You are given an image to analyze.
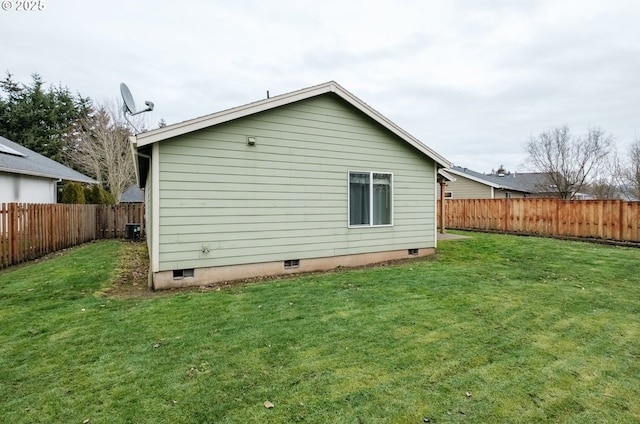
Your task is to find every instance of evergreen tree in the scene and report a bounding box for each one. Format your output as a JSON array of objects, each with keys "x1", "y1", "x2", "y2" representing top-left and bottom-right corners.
[
  {"x1": 60, "y1": 182, "x2": 86, "y2": 204},
  {"x1": 0, "y1": 72, "x2": 90, "y2": 163},
  {"x1": 84, "y1": 184, "x2": 116, "y2": 205}
]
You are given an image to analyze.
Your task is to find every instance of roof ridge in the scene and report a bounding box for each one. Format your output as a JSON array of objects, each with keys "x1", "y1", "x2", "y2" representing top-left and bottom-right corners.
[{"x1": 134, "y1": 81, "x2": 451, "y2": 168}]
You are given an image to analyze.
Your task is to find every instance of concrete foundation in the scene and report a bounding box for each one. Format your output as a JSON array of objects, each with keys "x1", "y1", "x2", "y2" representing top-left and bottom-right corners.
[{"x1": 152, "y1": 247, "x2": 436, "y2": 290}]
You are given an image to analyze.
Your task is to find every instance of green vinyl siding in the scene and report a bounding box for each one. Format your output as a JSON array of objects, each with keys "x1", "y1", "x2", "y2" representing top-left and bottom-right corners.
[
  {"x1": 445, "y1": 175, "x2": 529, "y2": 199},
  {"x1": 445, "y1": 175, "x2": 494, "y2": 199},
  {"x1": 494, "y1": 189, "x2": 527, "y2": 199},
  {"x1": 156, "y1": 93, "x2": 436, "y2": 271}
]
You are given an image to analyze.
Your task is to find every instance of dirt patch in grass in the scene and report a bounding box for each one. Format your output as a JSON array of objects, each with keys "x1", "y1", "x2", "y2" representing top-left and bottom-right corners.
[
  {"x1": 103, "y1": 241, "x2": 438, "y2": 298},
  {"x1": 103, "y1": 241, "x2": 153, "y2": 298}
]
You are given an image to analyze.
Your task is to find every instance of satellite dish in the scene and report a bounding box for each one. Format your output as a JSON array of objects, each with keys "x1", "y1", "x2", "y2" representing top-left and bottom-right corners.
[
  {"x1": 120, "y1": 82, "x2": 155, "y2": 133},
  {"x1": 120, "y1": 83, "x2": 137, "y2": 115}
]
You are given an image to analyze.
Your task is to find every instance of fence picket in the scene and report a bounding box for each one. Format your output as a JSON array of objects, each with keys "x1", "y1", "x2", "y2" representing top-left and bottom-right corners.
[
  {"x1": 0, "y1": 203, "x2": 145, "y2": 269},
  {"x1": 440, "y1": 198, "x2": 640, "y2": 243}
]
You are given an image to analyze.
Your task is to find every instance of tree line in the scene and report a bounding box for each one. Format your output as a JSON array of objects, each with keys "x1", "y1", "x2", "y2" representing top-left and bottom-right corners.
[
  {"x1": 525, "y1": 126, "x2": 640, "y2": 200},
  {"x1": 0, "y1": 72, "x2": 147, "y2": 204},
  {"x1": 2, "y1": 72, "x2": 639, "y2": 203}
]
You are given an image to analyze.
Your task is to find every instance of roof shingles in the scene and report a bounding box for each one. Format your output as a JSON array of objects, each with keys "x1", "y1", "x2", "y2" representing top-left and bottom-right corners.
[
  {"x1": 449, "y1": 166, "x2": 554, "y2": 194},
  {"x1": 0, "y1": 135, "x2": 96, "y2": 183}
]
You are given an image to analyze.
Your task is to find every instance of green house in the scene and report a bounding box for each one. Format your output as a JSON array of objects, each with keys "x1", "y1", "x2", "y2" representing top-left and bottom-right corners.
[{"x1": 132, "y1": 81, "x2": 451, "y2": 289}]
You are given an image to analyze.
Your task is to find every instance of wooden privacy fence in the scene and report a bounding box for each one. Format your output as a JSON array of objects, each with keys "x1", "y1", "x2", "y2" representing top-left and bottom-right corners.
[
  {"x1": 0, "y1": 203, "x2": 145, "y2": 269},
  {"x1": 440, "y1": 198, "x2": 640, "y2": 243}
]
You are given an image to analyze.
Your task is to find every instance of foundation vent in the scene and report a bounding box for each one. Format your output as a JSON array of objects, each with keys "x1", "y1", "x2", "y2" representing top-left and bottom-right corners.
[
  {"x1": 284, "y1": 259, "x2": 300, "y2": 269},
  {"x1": 173, "y1": 268, "x2": 195, "y2": 279}
]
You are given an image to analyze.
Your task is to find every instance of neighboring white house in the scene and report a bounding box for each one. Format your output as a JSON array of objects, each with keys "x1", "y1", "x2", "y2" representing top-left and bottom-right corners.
[
  {"x1": 132, "y1": 81, "x2": 451, "y2": 289},
  {"x1": 0, "y1": 135, "x2": 96, "y2": 204}
]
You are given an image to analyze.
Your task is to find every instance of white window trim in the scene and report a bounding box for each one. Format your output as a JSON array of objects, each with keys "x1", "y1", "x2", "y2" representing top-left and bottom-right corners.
[
  {"x1": 444, "y1": 191, "x2": 453, "y2": 199},
  {"x1": 347, "y1": 170, "x2": 394, "y2": 228}
]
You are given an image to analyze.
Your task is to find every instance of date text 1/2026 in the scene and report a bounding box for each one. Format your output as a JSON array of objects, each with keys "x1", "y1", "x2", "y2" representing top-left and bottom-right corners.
[{"x1": 1, "y1": 0, "x2": 46, "y2": 11}]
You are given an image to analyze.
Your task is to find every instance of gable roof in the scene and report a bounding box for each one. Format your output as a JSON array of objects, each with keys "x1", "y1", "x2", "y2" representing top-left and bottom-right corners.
[
  {"x1": 446, "y1": 166, "x2": 555, "y2": 194},
  {"x1": 0, "y1": 135, "x2": 96, "y2": 184},
  {"x1": 134, "y1": 81, "x2": 451, "y2": 168}
]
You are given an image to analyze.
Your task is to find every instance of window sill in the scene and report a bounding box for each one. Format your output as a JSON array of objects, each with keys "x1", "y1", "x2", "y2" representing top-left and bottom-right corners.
[{"x1": 348, "y1": 224, "x2": 394, "y2": 229}]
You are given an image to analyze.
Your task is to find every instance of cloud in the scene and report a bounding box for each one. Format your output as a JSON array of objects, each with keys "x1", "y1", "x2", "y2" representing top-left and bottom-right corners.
[{"x1": 1, "y1": 0, "x2": 639, "y2": 173}]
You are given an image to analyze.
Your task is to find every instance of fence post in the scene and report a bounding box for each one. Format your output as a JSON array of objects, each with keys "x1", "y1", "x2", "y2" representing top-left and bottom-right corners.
[
  {"x1": 618, "y1": 200, "x2": 624, "y2": 242},
  {"x1": 96, "y1": 205, "x2": 101, "y2": 240},
  {"x1": 504, "y1": 198, "x2": 509, "y2": 232},
  {"x1": 1, "y1": 203, "x2": 6, "y2": 268},
  {"x1": 9, "y1": 203, "x2": 18, "y2": 266}
]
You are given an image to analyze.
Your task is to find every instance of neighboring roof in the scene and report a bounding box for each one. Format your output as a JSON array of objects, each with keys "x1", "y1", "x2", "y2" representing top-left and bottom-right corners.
[
  {"x1": 134, "y1": 81, "x2": 451, "y2": 168},
  {"x1": 0, "y1": 135, "x2": 96, "y2": 183},
  {"x1": 120, "y1": 185, "x2": 144, "y2": 203},
  {"x1": 446, "y1": 166, "x2": 555, "y2": 194},
  {"x1": 438, "y1": 169, "x2": 456, "y2": 182}
]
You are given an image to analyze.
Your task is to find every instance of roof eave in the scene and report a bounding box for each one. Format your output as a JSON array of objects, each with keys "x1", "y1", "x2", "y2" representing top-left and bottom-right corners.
[
  {"x1": 130, "y1": 136, "x2": 142, "y2": 188},
  {"x1": 0, "y1": 166, "x2": 97, "y2": 184},
  {"x1": 135, "y1": 82, "x2": 339, "y2": 148},
  {"x1": 328, "y1": 83, "x2": 452, "y2": 168},
  {"x1": 134, "y1": 81, "x2": 452, "y2": 168},
  {"x1": 438, "y1": 169, "x2": 456, "y2": 182},
  {"x1": 445, "y1": 168, "x2": 504, "y2": 188}
]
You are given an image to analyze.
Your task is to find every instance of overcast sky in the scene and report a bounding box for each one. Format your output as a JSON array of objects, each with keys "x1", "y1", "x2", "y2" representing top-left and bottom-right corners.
[{"x1": 2, "y1": 0, "x2": 639, "y2": 173}]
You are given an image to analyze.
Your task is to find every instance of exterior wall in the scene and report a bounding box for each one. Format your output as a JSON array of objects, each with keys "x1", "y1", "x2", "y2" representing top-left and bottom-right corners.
[
  {"x1": 153, "y1": 247, "x2": 435, "y2": 289},
  {"x1": 493, "y1": 188, "x2": 527, "y2": 199},
  {"x1": 0, "y1": 172, "x2": 56, "y2": 204},
  {"x1": 444, "y1": 175, "x2": 493, "y2": 199},
  {"x1": 445, "y1": 175, "x2": 529, "y2": 199},
  {"x1": 153, "y1": 94, "x2": 436, "y2": 285}
]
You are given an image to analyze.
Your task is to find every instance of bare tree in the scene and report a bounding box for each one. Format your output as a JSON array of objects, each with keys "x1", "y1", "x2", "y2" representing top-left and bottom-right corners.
[
  {"x1": 588, "y1": 177, "x2": 619, "y2": 199},
  {"x1": 525, "y1": 125, "x2": 613, "y2": 199},
  {"x1": 68, "y1": 100, "x2": 139, "y2": 203},
  {"x1": 618, "y1": 138, "x2": 640, "y2": 200}
]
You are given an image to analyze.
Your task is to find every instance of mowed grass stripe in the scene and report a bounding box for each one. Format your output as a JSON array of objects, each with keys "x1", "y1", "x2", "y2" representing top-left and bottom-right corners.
[{"x1": 0, "y1": 233, "x2": 638, "y2": 423}]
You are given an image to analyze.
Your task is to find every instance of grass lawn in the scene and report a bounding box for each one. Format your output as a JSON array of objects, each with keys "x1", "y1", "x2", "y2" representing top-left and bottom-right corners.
[{"x1": 1, "y1": 233, "x2": 639, "y2": 423}]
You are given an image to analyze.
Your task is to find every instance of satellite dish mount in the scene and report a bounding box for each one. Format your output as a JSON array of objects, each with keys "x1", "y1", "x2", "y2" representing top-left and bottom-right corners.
[{"x1": 120, "y1": 82, "x2": 154, "y2": 133}]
